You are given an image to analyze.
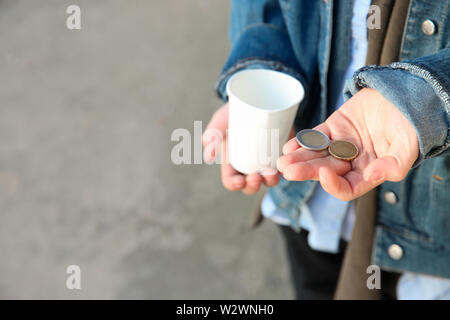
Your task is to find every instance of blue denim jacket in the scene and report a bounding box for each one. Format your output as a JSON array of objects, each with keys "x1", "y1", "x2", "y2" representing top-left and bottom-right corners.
[{"x1": 216, "y1": 0, "x2": 450, "y2": 278}]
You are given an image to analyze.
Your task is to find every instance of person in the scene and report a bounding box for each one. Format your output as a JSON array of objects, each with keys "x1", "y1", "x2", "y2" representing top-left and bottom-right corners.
[{"x1": 203, "y1": 0, "x2": 449, "y2": 299}]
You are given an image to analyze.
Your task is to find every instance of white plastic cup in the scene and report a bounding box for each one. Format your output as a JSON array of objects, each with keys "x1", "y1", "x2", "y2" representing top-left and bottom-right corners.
[{"x1": 226, "y1": 69, "x2": 304, "y2": 174}]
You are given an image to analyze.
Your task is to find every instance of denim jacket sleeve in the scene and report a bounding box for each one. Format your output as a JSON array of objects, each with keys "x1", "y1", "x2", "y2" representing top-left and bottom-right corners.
[
  {"x1": 215, "y1": 0, "x2": 307, "y2": 101},
  {"x1": 344, "y1": 48, "x2": 450, "y2": 166}
]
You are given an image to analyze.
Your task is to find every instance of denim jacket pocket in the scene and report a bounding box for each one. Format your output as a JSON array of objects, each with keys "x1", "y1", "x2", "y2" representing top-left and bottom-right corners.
[
  {"x1": 407, "y1": 155, "x2": 450, "y2": 244},
  {"x1": 427, "y1": 154, "x2": 450, "y2": 244}
]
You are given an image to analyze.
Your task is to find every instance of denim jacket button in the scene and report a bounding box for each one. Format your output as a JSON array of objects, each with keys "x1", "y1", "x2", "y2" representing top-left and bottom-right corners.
[
  {"x1": 384, "y1": 191, "x2": 398, "y2": 205},
  {"x1": 422, "y1": 19, "x2": 436, "y2": 36},
  {"x1": 280, "y1": 202, "x2": 287, "y2": 208},
  {"x1": 388, "y1": 244, "x2": 403, "y2": 260}
]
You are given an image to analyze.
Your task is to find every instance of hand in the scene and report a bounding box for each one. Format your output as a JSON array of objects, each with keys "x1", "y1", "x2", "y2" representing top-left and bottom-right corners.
[
  {"x1": 277, "y1": 88, "x2": 419, "y2": 201},
  {"x1": 202, "y1": 103, "x2": 281, "y2": 195}
]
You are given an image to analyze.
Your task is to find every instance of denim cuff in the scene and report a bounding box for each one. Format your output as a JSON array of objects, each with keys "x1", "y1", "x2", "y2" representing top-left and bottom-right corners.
[
  {"x1": 215, "y1": 23, "x2": 307, "y2": 101},
  {"x1": 344, "y1": 63, "x2": 449, "y2": 167}
]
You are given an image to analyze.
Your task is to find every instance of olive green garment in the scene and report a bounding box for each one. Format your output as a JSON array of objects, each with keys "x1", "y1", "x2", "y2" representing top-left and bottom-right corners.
[{"x1": 334, "y1": 0, "x2": 410, "y2": 300}]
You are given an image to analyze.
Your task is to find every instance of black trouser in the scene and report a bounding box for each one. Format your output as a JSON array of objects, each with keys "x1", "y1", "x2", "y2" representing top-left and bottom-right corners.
[
  {"x1": 279, "y1": 225, "x2": 399, "y2": 300},
  {"x1": 279, "y1": 225, "x2": 346, "y2": 299}
]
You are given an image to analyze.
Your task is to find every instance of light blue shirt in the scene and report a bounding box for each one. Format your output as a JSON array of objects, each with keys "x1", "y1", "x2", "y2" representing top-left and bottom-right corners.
[{"x1": 262, "y1": 0, "x2": 450, "y2": 300}]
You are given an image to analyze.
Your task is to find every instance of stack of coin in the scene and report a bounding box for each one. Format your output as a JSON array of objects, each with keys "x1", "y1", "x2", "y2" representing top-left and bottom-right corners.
[{"x1": 295, "y1": 129, "x2": 359, "y2": 161}]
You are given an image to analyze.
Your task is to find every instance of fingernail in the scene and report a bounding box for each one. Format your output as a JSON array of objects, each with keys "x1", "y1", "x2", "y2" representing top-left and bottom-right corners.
[{"x1": 369, "y1": 171, "x2": 384, "y2": 182}]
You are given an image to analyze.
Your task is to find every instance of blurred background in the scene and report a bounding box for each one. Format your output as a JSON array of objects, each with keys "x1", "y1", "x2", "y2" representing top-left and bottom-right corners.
[{"x1": 0, "y1": 0, "x2": 291, "y2": 299}]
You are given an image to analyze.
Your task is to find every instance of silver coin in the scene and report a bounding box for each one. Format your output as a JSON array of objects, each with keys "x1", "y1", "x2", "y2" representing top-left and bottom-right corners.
[{"x1": 295, "y1": 129, "x2": 330, "y2": 151}]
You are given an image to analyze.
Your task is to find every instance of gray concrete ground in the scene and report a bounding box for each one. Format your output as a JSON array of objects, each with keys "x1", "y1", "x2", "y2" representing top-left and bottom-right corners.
[{"x1": 0, "y1": 0, "x2": 291, "y2": 299}]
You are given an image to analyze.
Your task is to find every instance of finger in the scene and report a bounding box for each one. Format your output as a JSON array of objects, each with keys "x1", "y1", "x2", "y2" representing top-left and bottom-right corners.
[
  {"x1": 202, "y1": 104, "x2": 228, "y2": 146},
  {"x1": 282, "y1": 137, "x2": 301, "y2": 155},
  {"x1": 363, "y1": 156, "x2": 404, "y2": 182},
  {"x1": 282, "y1": 156, "x2": 351, "y2": 181},
  {"x1": 242, "y1": 173, "x2": 262, "y2": 195},
  {"x1": 202, "y1": 129, "x2": 222, "y2": 160},
  {"x1": 221, "y1": 163, "x2": 246, "y2": 191},
  {"x1": 202, "y1": 104, "x2": 229, "y2": 161},
  {"x1": 261, "y1": 170, "x2": 279, "y2": 187},
  {"x1": 321, "y1": 167, "x2": 386, "y2": 201},
  {"x1": 318, "y1": 167, "x2": 354, "y2": 201},
  {"x1": 277, "y1": 148, "x2": 328, "y2": 172},
  {"x1": 203, "y1": 126, "x2": 224, "y2": 162},
  {"x1": 220, "y1": 134, "x2": 246, "y2": 191},
  {"x1": 203, "y1": 139, "x2": 221, "y2": 163}
]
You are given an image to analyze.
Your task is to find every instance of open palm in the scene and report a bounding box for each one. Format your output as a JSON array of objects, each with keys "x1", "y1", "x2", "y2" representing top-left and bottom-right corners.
[{"x1": 277, "y1": 88, "x2": 419, "y2": 201}]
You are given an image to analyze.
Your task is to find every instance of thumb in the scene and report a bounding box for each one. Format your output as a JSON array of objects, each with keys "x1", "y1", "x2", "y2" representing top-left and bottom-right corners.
[
  {"x1": 202, "y1": 104, "x2": 229, "y2": 162},
  {"x1": 202, "y1": 104, "x2": 228, "y2": 146},
  {"x1": 363, "y1": 156, "x2": 405, "y2": 183}
]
